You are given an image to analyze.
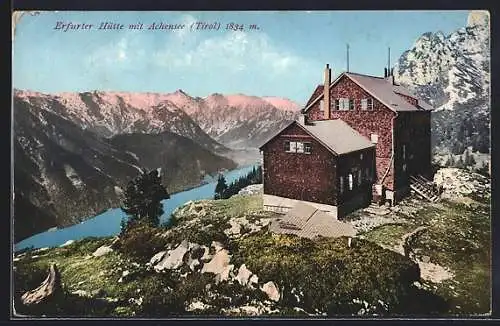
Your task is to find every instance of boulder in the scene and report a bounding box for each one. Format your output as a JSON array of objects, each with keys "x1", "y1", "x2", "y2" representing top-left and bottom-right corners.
[
  {"x1": 92, "y1": 245, "x2": 113, "y2": 257},
  {"x1": 71, "y1": 289, "x2": 89, "y2": 297},
  {"x1": 201, "y1": 249, "x2": 232, "y2": 283},
  {"x1": 187, "y1": 257, "x2": 201, "y2": 271},
  {"x1": 154, "y1": 241, "x2": 190, "y2": 272},
  {"x1": 249, "y1": 274, "x2": 259, "y2": 287},
  {"x1": 261, "y1": 281, "x2": 280, "y2": 302},
  {"x1": 235, "y1": 264, "x2": 253, "y2": 286},
  {"x1": 200, "y1": 246, "x2": 212, "y2": 262},
  {"x1": 21, "y1": 264, "x2": 62, "y2": 306},
  {"x1": 215, "y1": 264, "x2": 234, "y2": 284},
  {"x1": 211, "y1": 241, "x2": 224, "y2": 253},
  {"x1": 149, "y1": 251, "x2": 167, "y2": 266}
]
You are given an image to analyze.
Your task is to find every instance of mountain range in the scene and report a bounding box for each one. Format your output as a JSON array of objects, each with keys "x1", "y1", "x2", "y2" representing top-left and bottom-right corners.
[
  {"x1": 394, "y1": 10, "x2": 490, "y2": 154},
  {"x1": 13, "y1": 90, "x2": 299, "y2": 241}
]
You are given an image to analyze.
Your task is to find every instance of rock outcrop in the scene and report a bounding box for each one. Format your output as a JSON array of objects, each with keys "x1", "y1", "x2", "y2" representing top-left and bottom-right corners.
[
  {"x1": 21, "y1": 264, "x2": 62, "y2": 306},
  {"x1": 261, "y1": 281, "x2": 280, "y2": 302},
  {"x1": 92, "y1": 245, "x2": 114, "y2": 257}
]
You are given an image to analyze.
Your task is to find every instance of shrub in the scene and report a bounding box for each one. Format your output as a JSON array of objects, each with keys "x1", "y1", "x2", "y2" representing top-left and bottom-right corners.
[{"x1": 116, "y1": 222, "x2": 168, "y2": 263}]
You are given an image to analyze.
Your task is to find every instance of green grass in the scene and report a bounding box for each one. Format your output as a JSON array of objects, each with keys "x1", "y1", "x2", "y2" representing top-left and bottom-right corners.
[
  {"x1": 363, "y1": 223, "x2": 415, "y2": 247},
  {"x1": 361, "y1": 196, "x2": 491, "y2": 316}
]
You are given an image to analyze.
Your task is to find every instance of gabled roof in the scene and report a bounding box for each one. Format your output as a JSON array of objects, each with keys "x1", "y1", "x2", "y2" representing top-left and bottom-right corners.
[
  {"x1": 259, "y1": 119, "x2": 375, "y2": 156},
  {"x1": 303, "y1": 72, "x2": 434, "y2": 113},
  {"x1": 305, "y1": 85, "x2": 324, "y2": 107}
]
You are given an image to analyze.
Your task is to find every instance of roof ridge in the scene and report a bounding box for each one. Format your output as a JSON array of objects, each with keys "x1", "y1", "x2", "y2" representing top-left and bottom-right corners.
[{"x1": 345, "y1": 71, "x2": 386, "y2": 80}]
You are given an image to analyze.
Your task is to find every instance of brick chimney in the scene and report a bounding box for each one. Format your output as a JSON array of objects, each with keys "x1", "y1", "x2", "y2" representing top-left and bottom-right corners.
[{"x1": 323, "y1": 64, "x2": 331, "y2": 120}]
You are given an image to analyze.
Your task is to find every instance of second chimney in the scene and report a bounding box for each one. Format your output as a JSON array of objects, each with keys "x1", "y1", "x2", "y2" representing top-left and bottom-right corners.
[{"x1": 323, "y1": 64, "x2": 331, "y2": 120}]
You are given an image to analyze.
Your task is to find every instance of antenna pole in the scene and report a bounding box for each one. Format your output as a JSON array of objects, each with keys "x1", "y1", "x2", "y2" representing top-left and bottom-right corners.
[
  {"x1": 388, "y1": 47, "x2": 391, "y2": 74},
  {"x1": 346, "y1": 43, "x2": 350, "y2": 72}
]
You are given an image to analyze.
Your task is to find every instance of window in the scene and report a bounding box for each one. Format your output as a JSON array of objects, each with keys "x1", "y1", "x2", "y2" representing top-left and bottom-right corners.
[
  {"x1": 361, "y1": 98, "x2": 374, "y2": 110},
  {"x1": 370, "y1": 133, "x2": 379, "y2": 144},
  {"x1": 357, "y1": 169, "x2": 362, "y2": 186},
  {"x1": 365, "y1": 167, "x2": 371, "y2": 181},
  {"x1": 304, "y1": 142, "x2": 312, "y2": 154},
  {"x1": 320, "y1": 99, "x2": 324, "y2": 112},
  {"x1": 348, "y1": 174, "x2": 353, "y2": 190},
  {"x1": 335, "y1": 99, "x2": 340, "y2": 110},
  {"x1": 285, "y1": 141, "x2": 311, "y2": 154},
  {"x1": 339, "y1": 176, "x2": 344, "y2": 194},
  {"x1": 368, "y1": 98, "x2": 374, "y2": 110},
  {"x1": 360, "y1": 153, "x2": 364, "y2": 160},
  {"x1": 284, "y1": 141, "x2": 290, "y2": 152},
  {"x1": 338, "y1": 98, "x2": 350, "y2": 111},
  {"x1": 361, "y1": 99, "x2": 368, "y2": 110},
  {"x1": 349, "y1": 99, "x2": 355, "y2": 110},
  {"x1": 296, "y1": 142, "x2": 304, "y2": 153}
]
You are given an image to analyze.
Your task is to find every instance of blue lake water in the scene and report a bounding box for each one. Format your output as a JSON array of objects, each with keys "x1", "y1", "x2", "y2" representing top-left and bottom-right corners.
[{"x1": 14, "y1": 165, "x2": 258, "y2": 252}]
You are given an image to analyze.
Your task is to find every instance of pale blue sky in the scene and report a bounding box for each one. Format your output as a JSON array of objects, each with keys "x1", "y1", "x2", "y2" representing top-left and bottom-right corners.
[{"x1": 13, "y1": 11, "x2": 470, "y2": 104}]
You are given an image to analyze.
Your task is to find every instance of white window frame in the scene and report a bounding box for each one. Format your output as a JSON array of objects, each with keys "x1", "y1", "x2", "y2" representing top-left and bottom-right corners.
[
  {"x1": 361, "y1": 99, "x2": 368, "y2": 110},
  {"x1": 348, "y1": 173, "x2": 353, "y2": 190},
  {"x1": 371, "y1": 133, "x2": 379, "y2": 144},
  {"x1": 338, "y1": 98, "x2": 350, "y2": 111},
  {"x1": 296, "y1": 142, "x2": 304, "y2": 153}
]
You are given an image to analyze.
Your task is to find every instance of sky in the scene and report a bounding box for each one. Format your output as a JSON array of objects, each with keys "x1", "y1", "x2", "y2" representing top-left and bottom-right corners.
[{"x1": 13, "y1": 11, "x2": 470, "y2": 104}]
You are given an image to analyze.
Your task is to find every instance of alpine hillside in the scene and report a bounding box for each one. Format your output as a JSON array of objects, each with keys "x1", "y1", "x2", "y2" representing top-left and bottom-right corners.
[
  {"x1": 394, "y1": 11, "x2": 490, "y2": 155},
  {"x1": 13, "y1": 96, "x2": 236, "y2": 242}
]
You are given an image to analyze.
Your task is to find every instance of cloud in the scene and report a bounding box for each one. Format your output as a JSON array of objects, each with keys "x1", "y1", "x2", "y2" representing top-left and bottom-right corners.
[
  {"x1": 86, "y1": 37, "x2": 130, "y2": 66},
  {"x1": 153, "y1": 30, "x2": 308, "y2": 76}
]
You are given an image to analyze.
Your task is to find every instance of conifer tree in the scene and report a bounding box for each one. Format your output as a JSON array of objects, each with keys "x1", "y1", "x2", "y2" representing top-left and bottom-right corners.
[
  {"x1": 121, "y1": 169, "x2": 170, "y2": 230},
  {"x1": 214, "y1": 174, "x2": 228, "y2": 200}
]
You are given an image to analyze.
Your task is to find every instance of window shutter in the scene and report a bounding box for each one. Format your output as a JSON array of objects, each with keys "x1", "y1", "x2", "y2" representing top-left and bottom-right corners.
[
  {"x1": 284, "y1": 141, "x2": 290, "y2": 152},
  {"x1": 304, "y1": 143, "x2": 312, "y2": 154}
]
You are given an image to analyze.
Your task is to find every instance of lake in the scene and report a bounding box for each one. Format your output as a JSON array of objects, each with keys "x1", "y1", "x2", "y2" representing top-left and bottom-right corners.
[{"x1": 14, "y1": 165, "x2": 258, "y2": 252}]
